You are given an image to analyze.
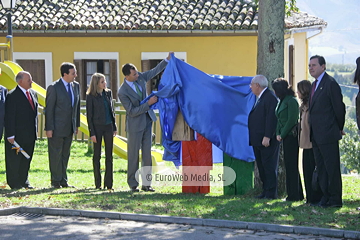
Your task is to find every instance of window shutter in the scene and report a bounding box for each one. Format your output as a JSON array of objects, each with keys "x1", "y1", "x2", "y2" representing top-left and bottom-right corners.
[
  {"x1": 141, "y1": 60, "x2": 152, "y2": 95},
  {"x1": 109, "y1": 59, "x2": 117, "y2": 100},
  {"x1": 74, "y1": 59, "x2": 85, "y2": 99},
  {"x1": 16, "y1": 60, "x2": 46, "y2": 88},
  {"x1": 289, "y1": 45, "x2": 294, "y2": 87}
]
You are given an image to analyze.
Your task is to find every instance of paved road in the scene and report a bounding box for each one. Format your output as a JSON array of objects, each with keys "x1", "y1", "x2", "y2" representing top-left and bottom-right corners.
[{"x1": 0, "y1": 213, "x2": 346, "y2": 240}]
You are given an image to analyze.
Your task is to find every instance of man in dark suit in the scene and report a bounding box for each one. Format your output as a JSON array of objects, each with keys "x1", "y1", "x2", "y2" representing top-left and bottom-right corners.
[
  {"x1": 45, "y1": 62, "x2": 80, "y2": 188},
  {"x1": 308, "y1": 55, "x2": 345, "y2": 208},
  {"x1": 248, "y1": 75, "x2": 279, "y2": 199},
  {"x1": 4, "y1": 71, "x2": 38, "y2": 189},
  {"x1": 0, "y1": 85, "x2": 7, "y2": 142},
  {"x1": 118, "y1": 52, "x2": 172, "y2": 192}
]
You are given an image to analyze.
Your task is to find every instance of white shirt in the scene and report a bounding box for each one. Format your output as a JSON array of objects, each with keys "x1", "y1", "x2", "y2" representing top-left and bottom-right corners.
[
  {"x1": 258, "y1": 87, "x2": 267, "y2": 99},
  {"x1": 125, "y1": 80, "x2": 142, "y2": 94},
  {"x1": 314, "y1": 71, "x2": 325, "y2": 91}
]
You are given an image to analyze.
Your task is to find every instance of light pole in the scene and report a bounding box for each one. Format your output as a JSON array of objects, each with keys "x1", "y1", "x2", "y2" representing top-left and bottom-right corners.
[{"x1": 1, "y1": 0, "x2": 15, "y2": 61}]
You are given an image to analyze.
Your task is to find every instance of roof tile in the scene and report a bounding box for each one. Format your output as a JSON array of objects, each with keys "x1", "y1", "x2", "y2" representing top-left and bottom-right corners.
[{"x1": 0, "y1": 0, "x2": 326, "y2": 32}]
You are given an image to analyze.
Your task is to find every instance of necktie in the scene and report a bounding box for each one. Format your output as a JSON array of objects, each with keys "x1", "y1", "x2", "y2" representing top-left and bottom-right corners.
[
  {"x1": 26, "y1": 91, "x2": 35, "y2": 110},
  {"x1": 67, "y1": 83, "x2": 73, "y2": 105},
  {"x1": 310, "y1": 79, "x2": 318, "y2": 100},
  {"x1": 134, "y1": 82, "x2": 142, "y2": 98},
  {"x1": 252, "y1": 97, "x2": 259, "y2": 109}
]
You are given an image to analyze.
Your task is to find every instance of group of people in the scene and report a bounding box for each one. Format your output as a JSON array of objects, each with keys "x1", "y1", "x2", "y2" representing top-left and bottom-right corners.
[
  {"x1": 1, "y1": 53, "x2": 357, "y2": 204},
  {"x1": 0, "y1": 63, "x2": 80, "y2": 190},
  {"x1": 248, "y1": 55, "x2": 348, "y2": 208},
  {"x1": 1, "y1": 52, "x2": 172, "y2": 192}
]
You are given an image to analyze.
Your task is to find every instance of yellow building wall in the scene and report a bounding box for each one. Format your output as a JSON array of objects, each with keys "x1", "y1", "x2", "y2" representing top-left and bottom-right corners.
[
  {"x1": 284, "y1": 32, "x2": 309, "y2": 94},
  {"x1": 11, "y1": 36, "x2": 258, "y2": 84}
]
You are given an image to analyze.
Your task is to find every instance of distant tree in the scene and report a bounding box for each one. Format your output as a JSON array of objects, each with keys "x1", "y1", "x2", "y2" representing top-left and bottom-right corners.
[
  {"x1": 339, "y1": 119, "x2": 360, "y2": 173},
  {"x1": 346, "y1": 106, "x2": 356, "y2": 121}
]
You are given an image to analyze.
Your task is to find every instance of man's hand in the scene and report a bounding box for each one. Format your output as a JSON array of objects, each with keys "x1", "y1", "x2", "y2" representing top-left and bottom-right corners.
[
  {"x1": 113, "y1": 131, "x2": 117, "y2": 137},
  {"x1": 75, "y1": 128, "x2": 78, "y2": 135},
  {"x1": 7, "y1": 138, "x2": 14, "y2": 145},
  {"x1": 276, "y1": 135, "x2": 282, "y2": 142},
  {"x1": 167, "y1": 52, "x2": 174, "y2": 60},
  {"x1": 341, "y1": 130, "x2": 346, "y2": 136},
  {"x1": 262, "y1": 137, "x2": 270, "y2": 147},
  {"x1": 91, "y1": 135, "x2": 97, "y2": 143},
  {"x1": 46, "y1": 130, "x2": 53, "y2": 138},
  {"x1": 148, "y1": 96, "x2": 158, "y2": 106}
]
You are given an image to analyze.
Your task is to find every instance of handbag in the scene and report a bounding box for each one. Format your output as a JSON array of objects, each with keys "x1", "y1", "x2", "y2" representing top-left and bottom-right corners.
[{"x1": 312, "y1": 167, "x2": 320, "y2": 192}]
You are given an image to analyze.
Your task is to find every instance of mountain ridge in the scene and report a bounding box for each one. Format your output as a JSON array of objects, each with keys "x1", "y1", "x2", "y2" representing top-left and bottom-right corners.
[{"x1": 296, "y1": 0, "x2": 360, "y2": 64}]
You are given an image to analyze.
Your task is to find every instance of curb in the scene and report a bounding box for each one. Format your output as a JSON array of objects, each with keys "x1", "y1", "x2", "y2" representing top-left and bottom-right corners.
[{"x1": 0, "y1": 207, "x2": 359, "y2": 239}]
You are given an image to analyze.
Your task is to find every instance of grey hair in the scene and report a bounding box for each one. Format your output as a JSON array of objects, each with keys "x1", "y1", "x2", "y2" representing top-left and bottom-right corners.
[
  {"x1": 252, "y1": 75, "x2": 268, "y2": 88},
  {"x1": 15, "y1": 71, "x2": 31, "y2": 83}
]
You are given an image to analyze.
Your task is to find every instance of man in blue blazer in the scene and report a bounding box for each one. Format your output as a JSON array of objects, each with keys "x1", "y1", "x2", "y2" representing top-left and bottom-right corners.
[
  {"x1": 45, "y1": 62, "x2": 80, "y2": 189},
  {"x1": 308, "y1": 55, "x2": 345, "y2": 208},
  {"x1": 118, "y1": 52, "x2": 172, "y2": 192},
  {"x1": 4, "y1": 71, "x2": 38, "y2": 189},
  {"x1": 248, "y1": 75, "x2": 279, "y2": 199}
]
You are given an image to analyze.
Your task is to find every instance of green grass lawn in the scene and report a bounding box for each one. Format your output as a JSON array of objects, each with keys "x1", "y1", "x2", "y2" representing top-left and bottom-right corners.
[{"x1": 0, "y1": 140, "x2": 359, "y2": 231}]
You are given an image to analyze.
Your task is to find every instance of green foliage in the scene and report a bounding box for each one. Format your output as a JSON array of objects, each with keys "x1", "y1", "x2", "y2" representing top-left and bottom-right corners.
[
  {"x1": 254, "y1": 0, "x2": 298, "y2": 16},
  {"x1": 346, "y1": 106, "x2": 357, "y2": 121},
  {"x1": 340, "y1": 119, "x2": 360, "y2": 173},
  {"x1": 327, "y1": 63, "x2": 356, "y2": 73},
  {"x1": 285, "y1": 0, "x2": 299, "y2": 16}
]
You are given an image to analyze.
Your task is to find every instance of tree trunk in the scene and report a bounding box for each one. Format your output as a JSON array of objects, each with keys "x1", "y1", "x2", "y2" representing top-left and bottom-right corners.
[{"x1": 255, "y1": 0, "x2": 286, "y2": 197}]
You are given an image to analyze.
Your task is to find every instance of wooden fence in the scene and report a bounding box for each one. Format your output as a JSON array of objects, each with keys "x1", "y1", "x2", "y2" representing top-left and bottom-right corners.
[{"x1": 37, "y1": 100, "x2": 163, "y2": 145}]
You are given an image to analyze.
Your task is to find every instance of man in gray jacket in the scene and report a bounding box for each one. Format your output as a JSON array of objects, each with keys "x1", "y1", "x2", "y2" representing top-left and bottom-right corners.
[
  {"x1": 118, "y1": 52, "x2": 172, "y2": 192},
  {"x1": 45, "y1": 62, "x2": 80, "y2": 188}
]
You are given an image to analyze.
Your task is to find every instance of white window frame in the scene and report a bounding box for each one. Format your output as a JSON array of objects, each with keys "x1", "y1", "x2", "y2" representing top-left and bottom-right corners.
[
  {"x1": 74, "y1": 52, "x2": 119, "y2": 82},
  {"x1": 141, "y1": 52, "x2": 187, "y2": 62}
]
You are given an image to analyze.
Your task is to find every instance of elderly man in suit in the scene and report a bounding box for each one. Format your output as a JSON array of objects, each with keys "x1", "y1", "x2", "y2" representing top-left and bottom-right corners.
[
  {"x1": 4, "y1": 71, "x2": 38, "y2": 189},
  {"x1": 45, "y1": 62, "x2": 80, "y2": 189},
  {"x1": 308, "y1": 55, "x2": 345, "y2": 208},
  {"x1": 118, "y1": 52, "x2": 173, "y2": 192},
  {"x1": 248, "y1": 75, "x2": 279, "y2": 199}
]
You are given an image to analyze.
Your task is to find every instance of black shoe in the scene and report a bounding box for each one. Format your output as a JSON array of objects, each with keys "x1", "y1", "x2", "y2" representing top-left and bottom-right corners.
[
  {"x1": 130, "y1": 187, "x2": 139, "y2": 192},
  {"x1": 264, "y1": 196, "x2": 277, "y2": 200},
  {"x1": 141, "y1": 186, "x2": 155, "y2": 192},
  {"x1": 255, "y1": 194, "x2": 265, "y2": 199},
  {"x1": 61, "y1": 183, "x2": 75, "y2": 188},
  {"x1": 96, "y1": 187, "x2": 102, "y2": 190},
  {"x1": 310, "y1": 202, "x2": 320, "y2": 207},
  {"x1": 52, "y1": 183, "x2": 62, "y2": 189},
  {"x1": 24, "y1": 185, "x2": 34, "y2": 189},
  {"x1": 323, "y1": 201, "x2": 343, "y2": 208}
]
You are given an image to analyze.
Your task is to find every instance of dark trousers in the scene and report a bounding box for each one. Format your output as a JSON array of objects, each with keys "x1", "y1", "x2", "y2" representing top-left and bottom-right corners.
[
  {"x1": 253, "y1": 141, "x2": 279, "y2": 199},
  {"x1": 302, "y1": 148, "x2": 323, "y2": 204},
  {"x1": 92, "y1": 123, "x2": 114, "y2": 189},
  {"x1": 127, "y1": 114, "x2": 153, "y2": 188},
  {"x1": 5, "y1": 140, "x2": 35, "y2": 189},
  {"x1": 312, "y1": 140, "x2": 342, "y2": 205},
  {"x1": 283, "y1": 134, "x2": 304, "y2": 201},
  {"x1": 48, "y1": 135, "x2": 73, "y2": 186}
]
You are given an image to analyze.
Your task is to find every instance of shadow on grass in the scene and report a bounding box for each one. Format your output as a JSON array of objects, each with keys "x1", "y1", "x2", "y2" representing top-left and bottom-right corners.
[
  {"x1": 0, "y1": 187, "x2": 64, "y2": 197},
  {"x1": 1, "y1": 186, "x2": 359, "y2": 231}
]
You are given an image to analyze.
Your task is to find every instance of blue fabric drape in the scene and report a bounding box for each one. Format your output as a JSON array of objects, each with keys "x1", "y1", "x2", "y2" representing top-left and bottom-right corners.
[{"x1": 143, "y1": 56, "x2": 256, "y2": 165}]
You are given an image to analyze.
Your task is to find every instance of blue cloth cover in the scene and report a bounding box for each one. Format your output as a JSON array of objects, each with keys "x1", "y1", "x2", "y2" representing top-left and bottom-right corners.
[{"x1": 141, "y1": 56, "x2": 256, "y2": 165}]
